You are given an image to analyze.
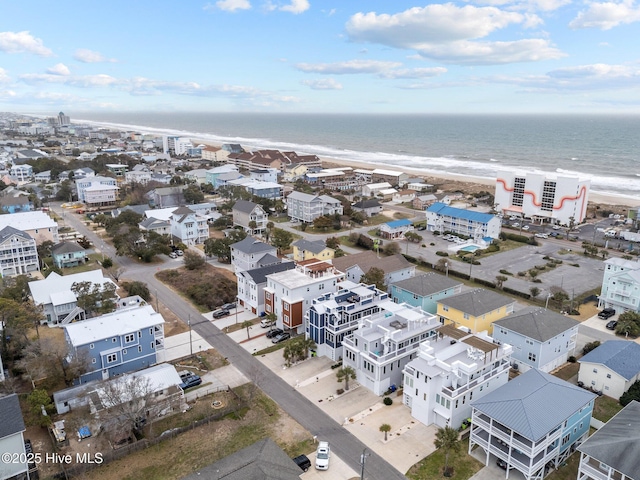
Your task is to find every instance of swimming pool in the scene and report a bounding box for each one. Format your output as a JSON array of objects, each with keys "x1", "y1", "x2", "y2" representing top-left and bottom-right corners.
[{"x1": 459, "y1": 245, "x2": 480, "y2": 252}]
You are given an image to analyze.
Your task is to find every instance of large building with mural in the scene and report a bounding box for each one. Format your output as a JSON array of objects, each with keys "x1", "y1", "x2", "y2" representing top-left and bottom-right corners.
[{"x1": 494, "y1": 171, "x2": 590, "y2": 225}]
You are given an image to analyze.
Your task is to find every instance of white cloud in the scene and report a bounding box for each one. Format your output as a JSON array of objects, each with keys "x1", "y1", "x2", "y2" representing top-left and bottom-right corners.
[
  {"x1": 73, "y1": 49, "x2": 116, "y2": 63},
  {"x1": 47, "y1": 63, "x2": 71, "y2": 76},
  {"x1": 205, "y1": 0, "x2": 251, "y2": 12},
  {"x1": 0, "y1": 89, "x2": 17, "y2": 98},
  {"x1": 467, "y1": 0, "x2": 571, "y2": 12},
  {"x1": 296, "y1": 59, "x2": 402, "y2": 74},
  {"x1": 569, "y1": 1, "x2": 640, "y2": 30},
  {"x1": 0, "y1": 31, "x2": 53, "y2": 56},
  {"x1": 0, "y1": 68, "x2": 10, "y2": 83},
  {"x1": 279, "y1": 0, "x2": 310, "y2": 14},
  {"x1": 20, "y1": 73, "x2": 119, "y2": 87},
  {"x1": 301, "y1": 78, "x2": 343, "y2": 89},
  {"x1": 379, "y1": 67, "x2": 447, "y2": 79},
  {"x1": 346, "y1": 5, "x2": 562, "y2": 65}
]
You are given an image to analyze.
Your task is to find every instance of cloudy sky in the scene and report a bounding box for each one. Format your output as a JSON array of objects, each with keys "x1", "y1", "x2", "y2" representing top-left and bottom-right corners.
[{"x1": 1, "y1": 0, "x2": 639, "y2": 114}]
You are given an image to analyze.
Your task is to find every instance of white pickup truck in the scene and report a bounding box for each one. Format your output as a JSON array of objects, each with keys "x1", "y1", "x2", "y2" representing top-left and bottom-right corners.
[{"x1": 315, "y1": 441, "x2": 330, "y2": 470}]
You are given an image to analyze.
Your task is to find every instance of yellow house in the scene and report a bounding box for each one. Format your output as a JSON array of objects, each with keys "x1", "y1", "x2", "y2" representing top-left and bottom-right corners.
[
  {"x1": 437, "y1": 288, "x2": 515, "y2": 333},
  {"x1": 292, "y1": 239, "x2": 335, "y2": 262}
]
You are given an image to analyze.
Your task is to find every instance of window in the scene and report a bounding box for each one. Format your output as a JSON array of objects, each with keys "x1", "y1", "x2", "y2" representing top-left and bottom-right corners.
[
  {"x1": 112, "y1": 337, "x2": 117, "y2": 343},
  {"x1": 528, "y1": 352, "x2": 537, "y2": 362},
  {"x1": 593, "y1": 368, "x2": 598, "y2": 373},
  {"x1": 106, "y1": 353, "x2": 117, "y2": 363},
  {"x1": 606, "y1": 374, "x2": 611, "y2": 379},
  {"x1": 151, "y1": 342, "x2": 154, "y2": 350},
  {"x1": 90, "y1": 343, "x2": 94, "y2": 349},
  {"x1": 125, "y1": 333, "x2": 135, "y2": 343},
  {"x1": 138, "y1": 331, "x2": 141, "y2": 338},
  {"x1": 138, "y1": 346, "x2": 142, "y2": 353},
  {"x1": 123, "y1": 349, "x2": 127, "y2": 355},
  {"x1": 92, "y1": 358, "x2": 96, "y2": 364}
]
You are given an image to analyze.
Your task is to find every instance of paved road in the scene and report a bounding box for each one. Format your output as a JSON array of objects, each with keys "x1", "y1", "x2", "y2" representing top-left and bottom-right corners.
[{"x1": 51, "y1": 204, "x2": 407, "y2": 480}]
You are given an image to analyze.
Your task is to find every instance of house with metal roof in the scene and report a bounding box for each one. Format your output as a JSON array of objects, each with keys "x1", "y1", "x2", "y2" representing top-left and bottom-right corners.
[
  {"x1": 578, "y1": 340, "x2": 640, "y2": 399},
  {"x1": 403, "y1": 324, "x2": 513, "y2": 430},
  {"x1": 76, "y1": 175, "x2": 118, "y2": 206},
  {"x1": 437, "y1": 288, "x2": 515, "y2": 334},
  {"x1": 292, "y1": 238, "x2": 334, "y2": 262},
  {"x1": 379, "y1": 218, "x2": 414, "y2": 239},
  {"x1": 0, "y1": 210, "x2": 58, "y2": 245},
  {"x1": 236, "y1": 260, "x2": 295, "y2": 315},
  {"x1": 232, "y1": 200, "x2": 268, "y2": 235},
  {"x1": 0, "y1": 394, "x2": 30, "y2": 480},
  {"x1": 577, "y1": 400, "x2": 640, "y2": 480},
  {"x1": 230, "y1": 236, "x2": 278, "y2": 273},
  {"x1": 492, "y1": 307, "x2": 579, "y2": 373},
  {"x1": 470, "y1": 369, "x2": 596, "y2": 479},
  {"x1": 0, "y1": 226, "x2": 39, "y2": 278},
  {"x1": 331, "y1": 251, "x2": 415, "y2": 289},
  {"x1": 390, "y1": 272, "x2": 463, "y2": 314},
  {"x1": 426, "y1": 202, "x2": 501, "y2": 240},
  {"x1": 64, "y1": 304, "x2": 165, "y2": 384},
  {"x1": 51, "y1": 241, "x2": 87, "y2": 269}
]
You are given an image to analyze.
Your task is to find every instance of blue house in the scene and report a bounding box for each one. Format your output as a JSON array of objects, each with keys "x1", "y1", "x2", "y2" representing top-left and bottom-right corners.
[
  {"x1": 390, "y1": 273, "x2": 463, "y2": 314},
  {"x1": 51, "y1": 241, "x2": 87, "y2": 268},
  {"x1": 379, "y1": 218, "x2": 414, "y2": 239},
  {"x1": 470, "y1": 369, "x2": 596, "y2": 478},
  {"x1": 64, "y1": 305, "x2": 165, "y2": 384}
]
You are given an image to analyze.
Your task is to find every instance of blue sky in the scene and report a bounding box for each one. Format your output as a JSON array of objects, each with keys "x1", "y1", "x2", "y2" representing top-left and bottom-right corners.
[{"x1": 1, "y1": 0, "x2": 639, "y2": 114}]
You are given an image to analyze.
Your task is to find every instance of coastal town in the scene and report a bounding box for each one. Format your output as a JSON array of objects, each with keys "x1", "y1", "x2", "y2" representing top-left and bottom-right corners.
[{"x1": 2, "y1": 111, "x2": 640, "y2": 480}]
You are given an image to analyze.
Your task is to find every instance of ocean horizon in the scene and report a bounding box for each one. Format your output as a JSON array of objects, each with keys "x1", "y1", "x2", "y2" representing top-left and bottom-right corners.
[{"x1": 70, "y1": 112, "x2": 640, "y2": 201}]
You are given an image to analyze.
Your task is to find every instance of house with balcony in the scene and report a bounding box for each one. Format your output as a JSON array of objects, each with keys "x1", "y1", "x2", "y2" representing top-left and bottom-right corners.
[
  {"x1": 437, "y1": 288, "x2": 515, "y2": 334},
  {"x1": 64, "y1": 304, "x2": 165, "y2": 384},
  {"x1": 236, "y1": 260, "x2": 295, "y2": 315},
  {"x1": 169, "y1": 206, "x2": 209, "y2": 245},
  {"x1": 147, "y1": 186, "x2": 186, "y2": 208},
  {"x1": 578, "y1": 340, "x2": 640, "y2": 399},
  {"x1": 577, "y1": 400, "x2": 640, "y2": 480},
  {"x1": 9, "y1": 163, "x2": 33, "y2": 183},
  {"x1": 390, "y1": 273, "x2": 463, "y2": 314},
  {"x1": 0, "y1": 226, "x2": 39, "y2": 277},
  {"x1": 28, "y1": 269, "x2": 118, "y2": 326},
  {"x1": 492, "y1": 307, "x2": 579, "y2": 373},
  {"x1": 0, "y1": 210, "x2": 58, "y2": 244},
  {"x1": 285, "y1": 191, "x2": 343, "y2": 223},
  {"x1": 352, "y1": 199, "x2": 383, "y2": 217},
  {"x1": 291, "y1": 239, "x2": 334, "y2": 262},
  {"x1": 76, "y1": 176, "x2": 118, "y2": 205},
  {"x1": 0, "y1": 394, "x2": 30, "y2": 480},
  {"x1": 125, "y1": 165, "x2": 152, "y2": 185},
  {"x1": 232, "y1": 200, "x2": 268, "y2": 235},
  {"x1": 426, "y1": 203, "x2": 501, "y2": 240},
  {"x1": 0, "y1": 194, "x2": 32, "y2": 214},
  {"x1": 469, "y1": 369, "x2": 595, "y2": 479},
  {"x1": 331, "y1": 251, "x2": 415, "y2": 289},
  {"x1": 306, "y1": 282, "x2": 392, "y2": 361},
  {"x1": 598, "y1": 257, "x2": 640, "y2": 314},
  {"x1": 403, "y1": 324, "x2": 513, "y2": 429},
  {"x1": 139, "y1": 217, "x2": 171, "y2": 236},
  {"x1": 342, "y1": 303, "x2": 441, "y2": 395},
  {"x1": 51, "y1": 241, "x2": 87, "y2": 269},
  {"x1": 230, "y1": 236, "x2": 279, "y2": 273},
  {"x1": 264, "y1": 260, "x2": 344, "y2": 334},
  {"x1": 379, "y1": 218, "x2": 414, "y2": 240},
  {"x1": 105, "y1": 163, "x2": 128, "y2": 178}
]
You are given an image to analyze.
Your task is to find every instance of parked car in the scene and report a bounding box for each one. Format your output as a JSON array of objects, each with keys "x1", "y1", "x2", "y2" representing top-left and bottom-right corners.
[
  {"x1": 598, "y1": 308, "x2": 616, "y2": 320},
  {"x1": 549, "y1": 232, "x2": 559, "y2": 237},
  {"x1": 179, "y1": 374, "x2": 202, "y2": 390},
  {"x1": 169, "y1": 252, "x2": 178, "y2": 259},
  {"x1": 221, "y1": 302, "x2": 236, "y2": 311},
  {"x1": 176, "y1": 249, "x2": 184, "y2": 256},
  {"x1": 521, "y1": 225, "x2": 530, "y2": 231},
  {"x1": 512, "y1": 222, "x2": 520, "y2": 227},
  {"x1": 292, "y1": 454, "x2": 311, "y2": 472},
  {"x1": 535, "y1": 233, "x2": 548, "y2": 239},
  {"x1": 272, "y1": 332, "x2": 291, "y2": 344},
  {"x1": 265, "y1": 328, "x2": 283, "y2": 339},
  {"x1": 212, "y1": 309, "x2": 230, "y2": 318},
  {"x1": 496, "y1": 459, "x2": 513, "y2": 470},
  {"x1": 315, "y1": 441, "x2": 330, "y2": 470},
  {"x1": 606, "y1": 320, "x2": 618, "y2": 330},
  {"x1": 260, "y1": 318, "x2": 275, "y2": 328}
]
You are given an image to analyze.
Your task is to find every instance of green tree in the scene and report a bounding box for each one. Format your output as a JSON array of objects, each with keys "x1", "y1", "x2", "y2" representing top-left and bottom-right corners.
[
  {"x1": 495, "y1": 275, "x2": 508, "y2": 289},
  {"x1": 384, "y1": 241, "x2": 401, "y2": 256},
  {"x1": 26, "y1": 389, "x2": 54, "y2": 427},
  {"x1": 529, "y1": 286, "x2": 540, "y2": 299},
  {"x1": 120, "y1": 281, "x2": 151, "y2": 301},
  {"x1": 183, "y1": 184, "x2": 205, "y2": 204},
  {"x1": 325, "y1": 237, "x2": 341, "y2": 249},
  {"x1": 71, "y1": 281, "x2": 117, "y2": 317},
  {"x1": 101, "y1": 257, "x2": 113, "y2": 269},
  {"x1": 313, "y1": 215, "x2": 333, "y2": 230},
  {"x1": 248, "y1": 220, "x2": 257, "y2": 232},
  {"x1": 620, "y1": 380, "x2": 640, "y2": 406},
  {"x1": 616, "y1": 311, "x2": 640, "y2": 337},
  {"x1": 271, "y1": 228, "x2": 293, "y2": 253},
  {"x1": 434, "y1": 426, "x2": 460, "y2": 477},
  {"x1": 336, "y1": 366, "x2": 356, "y2": 391},
  {"x1": 379, "y1": 423, "x2": 392, "y2": 441},
  {"x1": 241, "y1": 320, "x2": 253, "y2": 340},
  {"x1": 405, "y1": 231, "x2": 422, "y2": 243},
  {"x1": 183, "y1": 250, "x2": 206, "y2": 270},
  {"x1": 361, "y1": 267, "x2": 386, "y2": 291}
]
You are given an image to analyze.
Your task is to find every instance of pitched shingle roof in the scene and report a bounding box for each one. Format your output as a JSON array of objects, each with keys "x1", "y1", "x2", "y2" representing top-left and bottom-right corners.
[
  {"x1": 0, "y1": 225, "x2": 32, "y2": 242},
  {"x1": 292, "y1": 238, "x2": 327, "y2": 254},
  {"x1": 232, "y1": 199, "x2": 260, "y2": 215},
  {"x1": 391, "y1": 272, "x2": 462, "y2": 297},
  {"x1": 577, "y1": 400, "x2": 640, "y2": 479},
  {"x1": 0, "y1": 394, "x2": 26, "y2": 439},
  {"x1": 230, "y1": 236, "x2": 276, "y2": 255},
  {"x1": 438, "y1": 288, "x2": 513, "y2": 317},
  {"x1": 331, "y1": 251, "x2": 412, "y2": 276},
  {"x1": 471, "y1": 369, "x2": 596, "y2": 442},
  {"x1": 353, "y1": 199, "x2": 382, "y2": 209},
  {"x1": 241, "y1": 261, "x2": 295, "y2": 285},
  {"x1": 579, "y1": 341, "x2": 640, "y2": 380},
  {"x1": 51, "y1": 241, "x2": 85, "y2": 255},
  {"x1": 493, "y1": 307, "x2": 579, "y2": 342}
]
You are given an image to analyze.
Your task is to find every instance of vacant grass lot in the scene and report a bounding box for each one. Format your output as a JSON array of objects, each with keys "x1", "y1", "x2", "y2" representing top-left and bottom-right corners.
[{"x1": 406, "y1": 438, "x2": 483, "y2": 480}]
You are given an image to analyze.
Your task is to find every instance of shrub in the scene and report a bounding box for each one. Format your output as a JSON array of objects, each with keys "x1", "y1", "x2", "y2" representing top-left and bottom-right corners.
[
  {"x1": 517, "y1": 271, "x2": 526, "y2": 277},
  {"x1": 535, "y1": 265, "x2": 546, "y2": 270},
  {"x1": 499, "y1": 269, "x2": 512, "y2": 276},
  {"x1": 568, "y1": 356, "x2": 577, "y2": 363},
  {"x1": 532, "y1": 279, "x2": 542, "y2": 283},
  {"x1": 582, "y1": 341, "x2": 601, "y2": 355},
  {"x1": 101, "y1": 257, "x2": 113, "y2": 269},
  {"x1": 336, "y1": 389, "x2": 344, "y2": 395},
  {"x1": 570, "y1": 263, "x2": 580, "y2": 267},
  {"x1": 475, "y1": 278, "x2": 496, "y2": 289},
  {"x1": 486, "y1": 244, "x2": 500, "y2": 252},
  {"x1": 436, "y1": 251, "x2": 449, "y2": 257},
  {"x1": 383, "y1": 397, "x2": 393, "y2": 406},
  {"x1": 503, "y1": 286, "x2": 531, "y2": 299}
]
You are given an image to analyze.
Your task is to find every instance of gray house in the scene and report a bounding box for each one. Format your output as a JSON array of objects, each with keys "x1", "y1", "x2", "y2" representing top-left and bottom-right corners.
[
  {"x1": 492, "y1": 307, "x2": 579, "y2": 373},
  {"x1": 352, "y1": 199, "x2": 383, "y2": 217},
  {"x1": 230, "y1": 236, "x2": 278, "y2": 272},
  {"x1": 390, "y1": 273, "x2": 463, "y2": 314},
  {"x1": 0, "y1": 394, "x2": 29, "y2": 480},
  {"x1": 232, "y1": 200, "x2": 268, "y2": 235},
  {"x1": 331, "y1": 251, "x2": 415, "y2": 289}
]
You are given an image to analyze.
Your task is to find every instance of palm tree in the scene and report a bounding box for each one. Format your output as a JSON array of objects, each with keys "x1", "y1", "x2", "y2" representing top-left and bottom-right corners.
[
  {"x1": 241, "y1": 320, "x2": 253, "y2": 340},
  {"x1": 434, "y1": 426, "x2": 460, "y2": 477},
  {"x1": 336, "y1": 366, "x2": 356, "y2": 391},
  {"x1": 379, "y1": 423, "x2": 391, "y2": 441},
  {"x1": 298, "y1": 336, "x2": 317, "y2": 358}
]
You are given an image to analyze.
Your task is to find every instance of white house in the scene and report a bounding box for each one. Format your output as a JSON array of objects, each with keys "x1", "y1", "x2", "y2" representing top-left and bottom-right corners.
[
  {"x1": 286, "y1": 191, "x2": 343, "y2": 223},
  {"x1": 76, "y1": 176, "x2": 119, "y2": 207},
  {"x1": 403, "y1": 324, "x2": 513, "y2": 429},
  {"x1": 494, "y1": 171, "x2": 590, "y2": 225},
  {"x1": 362, "y1": 182, "x2": 392, "y2": 197},
  {"x1": 236, "y1": 261, "x2": 295, "y2": 315},
  {"x1": 426, "y1": 203, "x2": 501, "y2": 240},
  {"x1": 169, "y1": 206, "x2": 209, "y2": 245},
  {"x1": 9, "y1": 164, "x2": 33, "y2": 183},
  {"x1": 0, "y1": 210, "x2": 59, "y2": 245},
  {"x1": 0, "y1": 226, "x2": 39, "y2": 277},
  {"x1": 578, "y1": 340, "x2": 640, "y2": 399},
  {"x1": 230, "y1": 236, "x2": 279, "y2": 273},
  {"x1": 598, "y1": 257, "x2": 640, "y2": 314}
]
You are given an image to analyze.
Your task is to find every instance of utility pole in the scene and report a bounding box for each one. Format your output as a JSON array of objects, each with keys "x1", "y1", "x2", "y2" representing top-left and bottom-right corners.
[
  {"x1": 188, "y1": 314, "x2": 193, "y2": 356},
  {"x1": 360, "y1": 448, "x2": 369, "y2": 480},
  {"x1": 155, "y1": 289, "x2": 159, "y2": 312}
]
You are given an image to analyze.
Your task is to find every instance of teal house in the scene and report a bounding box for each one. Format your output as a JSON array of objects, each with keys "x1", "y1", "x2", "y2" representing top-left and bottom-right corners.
[
  {"x1": 51, "y1": 242, "x2": 87, "y2": 269},
  {"x1": 390, "y1": 272, "x2": 462, "y2": 314}
]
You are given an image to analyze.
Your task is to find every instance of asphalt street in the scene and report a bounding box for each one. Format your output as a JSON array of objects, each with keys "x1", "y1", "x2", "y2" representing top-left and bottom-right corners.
[{"x1": 51, "y1": 204, "x2": 407, "y2": 480}]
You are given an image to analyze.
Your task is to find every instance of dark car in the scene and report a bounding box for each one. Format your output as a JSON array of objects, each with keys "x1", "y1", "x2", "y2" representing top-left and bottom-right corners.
[
  {"x1": 221, "y1": 302, "x2": 236, "y2": 311},
  {"x1": 265, "y1": 328, "x2": 283, "y2": 339},
  {"x1": 212, "y1": 309, "x2": 230, "y2": 319},
  {"x1": 179, "y1": 374, "x2": 202, "y2": 390},
  {"x1": 292, "y1": 454, "x2": 311, "y2": 472},
  {"x1": 606, "y1": 320, "x2": 618, "y2": 330},
  {"x1": 598, "y1": 308, "x2": 616, "y2": 319},
  {"x1": 272, "y1": 332, "x2": 291, "y2": 344},
  {"x1": 496, "y1": 459, "x2": 513, "y2": 470}
]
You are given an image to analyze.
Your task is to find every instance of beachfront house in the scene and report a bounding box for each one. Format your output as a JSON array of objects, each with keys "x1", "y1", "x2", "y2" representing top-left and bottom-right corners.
[
  {"x1": 76, "y1": 176, "x2": 119, "y2": 207},
  {"x1": 371, "y1": 169, "x2": 408, "y2": 186},
  {"x1": 426, "y1": 203, "x2": 501, "y2": 240},
  {"x1": 437, "y1": 288, "x2": 515, "y2": 334},
  {"x1": 362, "y1": 182, "x2": 392, "y2": 197},
  {"x1": 469, "y1": 369, "x2": 596, "y2": 478},
  {"x1": 402, "y1": 325, "x2": 512, "y2": 429},
  {"x1": 598, "y1": 257, "x2": 640, "y2": 314},
  {"x1": 494, "y1": 171, "x2": 590, "y2": 225},
  {"x1": 390, "y1": 273, "x2": 463, "y2": 314},
  {"x1": 578, "y1": 340, "x2": 640, "y2": 399},
  {"x1": 285, "y1": 191, "x2": 343, "y2": 223}
]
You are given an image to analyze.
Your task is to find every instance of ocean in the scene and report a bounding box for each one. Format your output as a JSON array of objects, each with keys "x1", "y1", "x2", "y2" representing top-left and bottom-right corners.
[{"x1": 74, "y1": 112, "x2": 640, "y2": 200}]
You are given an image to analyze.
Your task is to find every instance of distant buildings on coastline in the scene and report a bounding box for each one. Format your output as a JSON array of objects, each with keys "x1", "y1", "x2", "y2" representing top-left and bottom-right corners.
[{"x1": 494, "y1": 171, "x2": 591, "y2": 225}]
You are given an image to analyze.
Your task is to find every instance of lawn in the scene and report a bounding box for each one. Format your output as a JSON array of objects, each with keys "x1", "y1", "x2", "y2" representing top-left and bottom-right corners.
[
  {"x1": 552, "y1": 362, "x2": 579, "y2": 382},
  {"x1": 406, "y1": 438, "x2": 483, "y2": 480},
  {"x1": 592, "y1": 395, "x2": 623, "y2": 423}
]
